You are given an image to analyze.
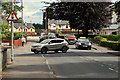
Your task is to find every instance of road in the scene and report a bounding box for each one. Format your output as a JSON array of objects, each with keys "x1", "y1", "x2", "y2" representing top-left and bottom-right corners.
[
  {"x1": 28, "y1": 36, "x2": 119, "y2": 79},
  {"x1": 4, "y1": 36, "x2": 119, "y2": 80}
]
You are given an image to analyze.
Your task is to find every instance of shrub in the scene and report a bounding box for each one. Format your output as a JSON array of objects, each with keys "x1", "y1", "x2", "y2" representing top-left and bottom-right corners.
[
  {"x1": 55, "y1": 31, "x2": 62, "y2": 34},
  {"x1": 107, "y1": 35, "x2": 120, "y2": 41},
  {"x1": 94, "y1": 36, "x2": 102, "y2": 44},
  {"x1": 100, "y1": 41, "x2": 120, "y2": 51},
  {"x1": 14, "y1": 33, "x2": 27, "y2": 40},
  {"x1": 2, "y1": 34, "x2": 6, "y2": 40}
]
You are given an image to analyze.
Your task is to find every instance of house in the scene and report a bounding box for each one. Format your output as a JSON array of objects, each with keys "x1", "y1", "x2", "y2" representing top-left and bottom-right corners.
[
  {"x1": 117, "y1": 27, "x2": 120, "y2": 35},
  {"x1": 48, "y1": 19, "x2": 93, "y2": 34},
  {"x1": 9, "y1": 23, "x2": 35, "y2": 35},
  {"x1": 100, "y1": 24, "x2": 119, "y2": 35},
  {"x1": 48, "y1": 19, "x2": 71, "y2": 32}
]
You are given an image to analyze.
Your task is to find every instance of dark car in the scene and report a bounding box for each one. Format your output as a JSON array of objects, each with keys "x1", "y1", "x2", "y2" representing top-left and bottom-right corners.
[{"x1": 75, "y1": 38, "x2": 92, "y2": 50}]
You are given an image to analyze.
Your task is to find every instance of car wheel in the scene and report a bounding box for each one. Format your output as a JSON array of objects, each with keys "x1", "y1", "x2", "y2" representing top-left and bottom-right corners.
[
  {"x1": 41, "y1": 47, "x2": 47, "y2": 54},
  {"x1": 55, "y1": 50, "x2": 58, "y2": 53},
  {"x1": 88, "y1": 47, "x2": 91, "y2": 50},
  {"x1": 62, "y1": 46, "x2": 68, "y2": 53},
  {"x1": 34, "y1": 50, "x2": 39, "y2": 54}
]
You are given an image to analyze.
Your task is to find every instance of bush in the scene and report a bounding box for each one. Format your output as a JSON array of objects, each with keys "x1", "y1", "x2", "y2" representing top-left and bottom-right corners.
[
  {"x1": 14, "y1": 33, "x2": 27, "y2": 40},
  {"x1": 107, "y1": 35, "x2": 120, "y2": 41},
  {"x1": 55, "y1": 31, "x2": 62, "y2": 34},
  {"x1": 100, "y1": 35, "x2": 108, "y2": 38},
  {"x1": 100, "y1": 41, "x2": 120, "y2": 51},
  {"x1": 2, "y1": 34, "x2": 6, "y2": 40},
  {"x1": 94, "y1": 36, "x2": 102, "y2": 44}
]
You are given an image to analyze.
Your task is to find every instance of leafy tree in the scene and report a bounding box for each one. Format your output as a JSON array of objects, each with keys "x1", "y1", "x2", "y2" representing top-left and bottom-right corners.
[
  {"x1": 114, "y1": 1, "x2": 120, "y2": 22},
  {"x1": 47, "y1": 2, "x2": 112, "y2": 36},
  {"x1": 1, "y1": 2, "x2": 23, "y2": 18},
  {"x1": 0, "y1": 21, "x2": 9, "y2": 34},
  {"x1": 33, "y1": 23, "x2": 44, "y2": 29}
]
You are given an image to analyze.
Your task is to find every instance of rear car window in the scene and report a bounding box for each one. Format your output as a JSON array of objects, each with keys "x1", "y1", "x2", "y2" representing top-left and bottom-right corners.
[
  {"x1": 51, "y1": 40, "x2": 57, "y2": 43},
  {"x1": 57, "y1": 40, "x2": 64, "y2": 43}
]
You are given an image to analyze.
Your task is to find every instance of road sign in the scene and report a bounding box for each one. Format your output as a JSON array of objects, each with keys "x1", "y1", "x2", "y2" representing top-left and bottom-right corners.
[{"x1": 6, "y1": 10, "x2": 18, "y2": 21}]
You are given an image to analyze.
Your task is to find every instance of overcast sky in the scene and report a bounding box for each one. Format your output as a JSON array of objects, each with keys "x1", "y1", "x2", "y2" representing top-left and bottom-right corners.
[{"x1": 17, "y1": 0, "x2": 118, "y2": 24}]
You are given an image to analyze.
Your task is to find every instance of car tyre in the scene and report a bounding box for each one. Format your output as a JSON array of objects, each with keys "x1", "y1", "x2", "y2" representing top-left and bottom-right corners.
[
  {"x1": 34, "y1": 50, "x2": 39, "y2": 54},
  {"x1": 88, "y1": 47, "x2": 91, "y2": 50},
  {"x1": 62, "y1": 46, "x2": 68, "y2": 53},
  {"x1": 41, "y1": 47, "x2": 47, "y2": 54}
]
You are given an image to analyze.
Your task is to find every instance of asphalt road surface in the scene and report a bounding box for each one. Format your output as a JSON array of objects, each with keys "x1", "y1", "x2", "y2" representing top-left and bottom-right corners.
[{"x1": 29, "y1": 36, "x2": 119, "y2": 79}]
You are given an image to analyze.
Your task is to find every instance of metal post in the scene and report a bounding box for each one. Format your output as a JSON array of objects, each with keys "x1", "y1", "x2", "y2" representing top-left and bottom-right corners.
[
  {"x1": 11, "y1": 0, "x2": 14, "y2": 62},
  {"x1": 21, "y1": 0, "x2": 23, "y2": 37}
]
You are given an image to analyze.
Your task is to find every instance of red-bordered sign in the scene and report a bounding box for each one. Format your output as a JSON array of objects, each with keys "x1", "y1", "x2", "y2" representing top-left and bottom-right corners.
[{"x1": 6, "y1": 10, "x2": 18, "y2": 21}]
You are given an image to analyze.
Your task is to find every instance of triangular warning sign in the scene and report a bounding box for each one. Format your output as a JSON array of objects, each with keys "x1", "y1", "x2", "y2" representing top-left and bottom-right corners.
[{"x1": 6, "y1": 10, "x2": 18, "y2": 21}]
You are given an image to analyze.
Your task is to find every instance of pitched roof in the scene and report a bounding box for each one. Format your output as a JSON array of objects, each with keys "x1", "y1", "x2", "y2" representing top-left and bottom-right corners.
[
  {"x1": 14, "y1": 23, "x2": 22, "y2": 29},
  {"x1": 27, "y1": 23, "x2": 35, "y2": 29},
  {"x1": 49, "y1": 19, "x2": 69, "y2": 25},
  {"x1": 14, "y1": 23, "x2": 35, "y2": 29},
  {"x1": 104, "y1": 24, "x2": 119, "y2": 30}
]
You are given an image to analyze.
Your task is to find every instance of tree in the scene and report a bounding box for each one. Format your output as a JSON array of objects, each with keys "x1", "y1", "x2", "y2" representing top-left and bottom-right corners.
[
  {"x1": 47, "y1": 2, "x2": 113, "y2": 36},
  {"x1": 0, "y1": 21, "x2": 9, "y2": 34},
  {"x1": 114, "y1": 1, "x2": 120, "y2": 22},
  {"x1": 33, "y1": 23, "x2": 44, "y2": 29},
  {"x1": 1, "y1": 2, "x2": 23, "y2": 19}
]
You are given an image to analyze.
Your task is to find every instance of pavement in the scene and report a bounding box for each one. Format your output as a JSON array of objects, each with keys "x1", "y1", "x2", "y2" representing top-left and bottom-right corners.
[
  {"x1": 92, "y1": 45, "x2": 120, "y2": 56},
  {"x1": 2, "y1": 39, "x2": 54, "y2": 79}
]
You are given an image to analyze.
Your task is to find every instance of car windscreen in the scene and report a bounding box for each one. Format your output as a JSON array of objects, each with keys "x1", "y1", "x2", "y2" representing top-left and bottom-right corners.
[
  {"x1": 67, "y1": 35, "x2": 75, "y2": 37},
  {"x1": 78, "y1": 39, "x2": 89, "y2": 42},
  {"x1": 40, "y1": 39, "x2": 50, "y2": 44}
]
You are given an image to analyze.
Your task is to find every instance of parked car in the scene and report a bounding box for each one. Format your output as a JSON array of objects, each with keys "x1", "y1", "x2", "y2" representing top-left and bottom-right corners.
[
  {"x1": 39, "y1": 33, "x2": 56, "y2": 43},
  {"x1": 64, "y1": 34, "x2": 77, "y2": 44},
  {"x1": 75, "y1": 38, "x2": 92, "y2": 50},
  {"x1": 39, "y1": 35, "x2": 49, "y2": 42},
  {"x1": 48, "y1": 33, "x2": 56, "y2": 38},
  {"x1": 31, "y1": 38, "x2": 69, "y2": 54}
]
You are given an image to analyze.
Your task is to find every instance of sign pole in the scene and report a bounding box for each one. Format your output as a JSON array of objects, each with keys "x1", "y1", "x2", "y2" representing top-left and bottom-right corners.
[
  {"x1": 21, "y1": 0, "x2": 23, "y2": 37},
  {"x1": 11, "y1": 0, "x2": 14, "y2": 62}
]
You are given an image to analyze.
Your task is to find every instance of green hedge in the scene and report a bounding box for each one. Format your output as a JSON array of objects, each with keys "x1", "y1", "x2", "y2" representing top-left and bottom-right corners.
[
  {"x1": 101, "y1": 35, "x2": 120, "y2": 41},
  {"x1": 14, "y1": 33, "x2": 27, "y2": 40},
  {"x1": 100, "y1": 41, "x2": 120, "y2": 51}
]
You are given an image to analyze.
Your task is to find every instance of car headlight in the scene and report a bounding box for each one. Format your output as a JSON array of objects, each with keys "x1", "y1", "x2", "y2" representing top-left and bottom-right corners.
[
  {"x1": 88, "y1": 43, "x2": 91, "y2": 45},
  {"x1": 79, "y1": 43, "x2": 81, "y2": 45}
]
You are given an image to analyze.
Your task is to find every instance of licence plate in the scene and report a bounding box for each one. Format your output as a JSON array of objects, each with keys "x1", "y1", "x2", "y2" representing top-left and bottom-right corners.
[{"x1": 83, "y1": 45, "x2": 87, "y2": 47}]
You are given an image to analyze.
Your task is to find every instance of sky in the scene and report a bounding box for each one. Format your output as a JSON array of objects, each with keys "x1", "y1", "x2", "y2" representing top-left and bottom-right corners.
[{"x1": 16, "y1": 0, "x2": 118, "y2": 24}]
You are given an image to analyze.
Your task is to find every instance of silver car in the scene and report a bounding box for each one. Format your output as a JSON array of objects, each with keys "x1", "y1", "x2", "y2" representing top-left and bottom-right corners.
[
  {"x1": 31, "y1": 38, "x2": 69, "y2": 54},
  {"x1": 75, "y1": 38, "x2": 92, "y2": 50}
]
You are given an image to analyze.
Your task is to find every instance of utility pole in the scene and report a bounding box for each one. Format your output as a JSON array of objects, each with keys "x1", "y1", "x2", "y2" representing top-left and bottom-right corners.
[
  {"x1": 21, "y1": 0, "x2": 23, "y2": 37},
  {"x1": 11, "y1": 0, "x2": 14, "y2": 62}
]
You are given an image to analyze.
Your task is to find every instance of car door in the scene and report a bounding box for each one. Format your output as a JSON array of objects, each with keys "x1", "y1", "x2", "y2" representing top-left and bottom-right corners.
[
  {"x1": 56, "y1": 40, "x2": 64, "y2": 49},
  {"x1": 48, "y1": 40, "x2": 57, "y2": 50}
]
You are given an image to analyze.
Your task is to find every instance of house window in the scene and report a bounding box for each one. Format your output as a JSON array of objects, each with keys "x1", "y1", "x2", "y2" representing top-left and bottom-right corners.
[
  {"x1": 31, "y1": 29, "x2": 32, "y2": 32},
  {"x1": 59, "y1": 25, "x2": 61, "y2": 28},
  {"x1": 66, "y1": 25, "x2": 68, "y2": 28},
  {"x1": 19, "y1": 29, "x2": 20, "y2": 31},
  {"x1": 105, "y1": 32, "x2": 106, "y2": 34},
  {"x1": 26, "y1": 29, "x2": 27, "y2": 32}
]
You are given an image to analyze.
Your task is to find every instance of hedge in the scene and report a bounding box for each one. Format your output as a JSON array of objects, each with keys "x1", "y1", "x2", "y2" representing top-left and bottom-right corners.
[
  {"x1": 14, "y1": 33, "x2": 27, "y2": 40},
  {"x1": 101, "y1": 35, "x2": 120, "y2": 41},
  {"x1": 100, "y1": 41, "x2": 120, "y2": 51}
]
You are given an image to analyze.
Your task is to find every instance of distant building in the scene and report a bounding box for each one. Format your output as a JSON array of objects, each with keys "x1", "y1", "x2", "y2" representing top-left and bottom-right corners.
[
  {"x1": 9, "y1": 23, "x2": 35, "y2": 35},
  {"x1": 48, "y1": 19, "x2": 93, "y2": 34},
  {"x1": 117, "y1": 27, "x2": 120, "y2": 35},
  {"x1": 48, "y1": 19, "x2": 71, "y2": 32},
  {"x1": 100, "y1": 24, "x2": 119, "y2": 35}
]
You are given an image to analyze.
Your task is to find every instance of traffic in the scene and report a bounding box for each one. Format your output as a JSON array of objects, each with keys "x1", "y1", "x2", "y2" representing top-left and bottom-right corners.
[{"x1": 31, "y1": 33, "x2": 92, "y2": 54}]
